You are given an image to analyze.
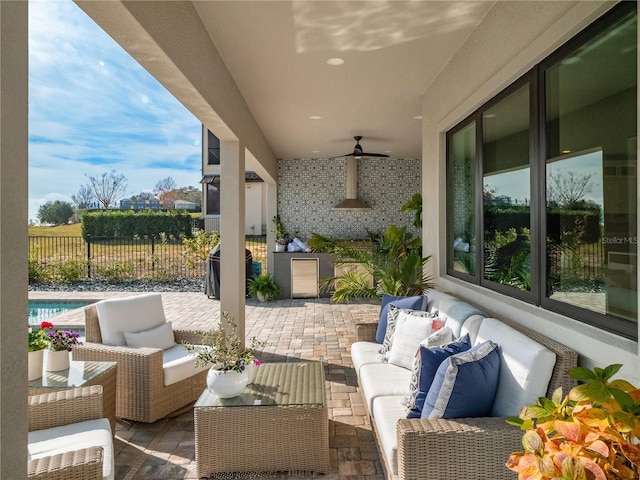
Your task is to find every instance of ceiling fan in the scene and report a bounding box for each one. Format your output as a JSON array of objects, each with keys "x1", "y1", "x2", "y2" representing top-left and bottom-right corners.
[{"x1": 334, "y1": 136, "x2": 390, "y2": 159}]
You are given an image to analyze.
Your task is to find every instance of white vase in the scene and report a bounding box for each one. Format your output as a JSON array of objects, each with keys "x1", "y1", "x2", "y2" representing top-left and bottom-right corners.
[
  {"x1": 44, "y1": 350, "x2": 70, "y2": 372},
  {"x1": 28, "y1": 349, "x2": 44, "y2": 381},
  {"x1": 206, "y1": 368, "x2": 249, "y2": 398}
]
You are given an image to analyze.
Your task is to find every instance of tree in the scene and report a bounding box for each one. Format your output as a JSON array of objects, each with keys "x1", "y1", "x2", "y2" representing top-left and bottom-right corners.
[
  {"x1": 155, "y1": 176, "x2": 177, "y2": 209},
  {"x1": 37, "y1": 200, "x2": 74, "y2": 225},
  {"x1": 71, "y1": 184, "x2": 94, "y2": 209},
  {"x1": 86, "y1": 170, "x2": 128, "y2": 209},
  {"x1": 547, "y1": 171, "x2": 594, "y2": 208}
]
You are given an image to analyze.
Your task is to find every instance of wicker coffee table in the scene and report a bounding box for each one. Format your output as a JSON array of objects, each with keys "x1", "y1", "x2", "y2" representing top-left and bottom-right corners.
[{"x1": 194, "y1": 361, "x2": 329, "y2": 477}]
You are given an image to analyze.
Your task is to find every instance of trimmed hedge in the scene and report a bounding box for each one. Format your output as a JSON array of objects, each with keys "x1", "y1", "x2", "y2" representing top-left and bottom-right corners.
[{"x1": 82, "y1": 210, "x2": 193, "y2": 239}]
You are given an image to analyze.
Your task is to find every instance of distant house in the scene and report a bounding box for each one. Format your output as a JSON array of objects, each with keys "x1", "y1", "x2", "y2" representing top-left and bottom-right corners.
[
  {"x1": 120, "y1": 196, "x2": 162, "y2": 210},
  {"x1": 173, "y1": 199, "x2": 196, "y2": 211},
  {"x1": 201, "y1": 127, "x2": 266, "y2": 235}
]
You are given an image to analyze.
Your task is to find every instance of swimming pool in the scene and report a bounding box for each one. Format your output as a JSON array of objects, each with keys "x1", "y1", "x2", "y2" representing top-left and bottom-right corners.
[{"x1": 28, "y1": 300, "x2": 94, "y2": 325}]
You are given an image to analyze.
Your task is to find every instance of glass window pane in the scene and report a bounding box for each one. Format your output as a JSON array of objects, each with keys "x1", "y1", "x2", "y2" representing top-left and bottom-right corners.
[
  {"x1": 447, "y1": 122, "x2": 476, "y2": 275},
  {"x1": 482, "y1": 84, "x2": 531, "y2": 291},
  {"x1": 207, "y1": 184, "x2": 220, "y2": 215},
  {"x1": 545, "y1": 10, "x2": 637, "y2": 324},
  {"x1": 208, "y1": 130, "x2": 221, "y2": 165}
]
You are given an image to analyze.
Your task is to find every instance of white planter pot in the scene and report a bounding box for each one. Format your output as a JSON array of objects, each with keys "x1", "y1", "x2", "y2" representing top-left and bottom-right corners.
[
  {"x1": 28, "y1": 349, "x2": 44, "y2": 381},
  {"x1": 206, "y1": 368, "x2": 249, "y2": 398},
  {"x1": 275, "y1": 243, "x2": 285, "y2": 252},
  {"x1": 44, "y1": 350, "x2": 70, "y2": 372}
]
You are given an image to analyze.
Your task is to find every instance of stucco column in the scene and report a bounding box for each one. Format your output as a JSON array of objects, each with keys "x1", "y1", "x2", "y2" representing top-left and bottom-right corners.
[
  {"x1": 0, "y1": 1, "x2": 28, "y2": 476},
  {"x1": 220, "y1": 140, "x2": 246, "y2": 341}
]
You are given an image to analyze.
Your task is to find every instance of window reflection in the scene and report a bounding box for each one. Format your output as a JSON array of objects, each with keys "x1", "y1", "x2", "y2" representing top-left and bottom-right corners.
[
  {"x1": 448, "y1": 122, "x2": 476, "y2": 276},
  {"x1": 482, "y1": 84, "x2": 531, "y2": 291},
  {"x1": 545, "y1": 8, "x2": 637, "y2": 324}
]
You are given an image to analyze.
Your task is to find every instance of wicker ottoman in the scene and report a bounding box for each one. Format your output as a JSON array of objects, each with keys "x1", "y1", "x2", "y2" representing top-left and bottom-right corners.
[{"x1": 194, "y1": 362, "x2": 329, "y2": 477}]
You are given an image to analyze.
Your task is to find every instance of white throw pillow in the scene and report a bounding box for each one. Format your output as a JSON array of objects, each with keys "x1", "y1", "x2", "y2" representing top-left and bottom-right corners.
[
  {"x1": 388, "y1": 310, "x2": 434, "y2": 369},
  {"x1": 96, "y1": 293, "x2": 166, "y2": 346},
  {"x1": 424, "y1": 325, "x2": 453, "y2": 347},
  {"x1": 124, "y1": 322, "x2": 176, "y2": 350}
]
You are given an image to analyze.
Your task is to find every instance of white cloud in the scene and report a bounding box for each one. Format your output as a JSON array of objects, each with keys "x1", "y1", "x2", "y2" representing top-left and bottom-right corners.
[{"x1": 28, "y1": 0, "x2": 202, "y2": 221}]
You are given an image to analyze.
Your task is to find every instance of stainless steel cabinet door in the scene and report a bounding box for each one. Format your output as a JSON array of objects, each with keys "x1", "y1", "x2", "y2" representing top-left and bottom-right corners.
[{"x1": 291, "y1": 258, "x2": 319, "y2": 298}]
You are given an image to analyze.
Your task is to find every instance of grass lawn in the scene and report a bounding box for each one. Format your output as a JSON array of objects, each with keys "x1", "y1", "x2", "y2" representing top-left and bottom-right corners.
[{"x1": 29, "y1": 223, "x2": 82, "y2": 237}]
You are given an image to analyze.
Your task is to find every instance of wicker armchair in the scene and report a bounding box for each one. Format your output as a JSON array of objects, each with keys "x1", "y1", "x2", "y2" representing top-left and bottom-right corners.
[
  {"x1": 72, "y1": 293, "x2": 208, "y2": 423},
  {"x1": 28, "y1": 385, "x2": 111, "y2": 480}
]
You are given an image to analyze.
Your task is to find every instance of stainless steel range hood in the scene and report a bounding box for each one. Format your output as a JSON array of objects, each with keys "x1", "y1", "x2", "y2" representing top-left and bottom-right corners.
[{"x1": 332, "y1": 157, "x2": 372, "y2": 211}]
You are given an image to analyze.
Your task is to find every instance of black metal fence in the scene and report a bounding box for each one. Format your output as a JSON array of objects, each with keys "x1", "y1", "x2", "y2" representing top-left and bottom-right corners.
[
  {"x1": 29, "y1": 235, "x2": 267, "y2": 282},
  {"x1": 547, "y1": 241, "x2": 605, "y2": 291}
]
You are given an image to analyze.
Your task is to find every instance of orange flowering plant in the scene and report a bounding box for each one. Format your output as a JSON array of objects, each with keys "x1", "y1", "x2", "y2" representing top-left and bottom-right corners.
[{"x1": 506, "y1": 364, "x2": 640, "y2": 480}]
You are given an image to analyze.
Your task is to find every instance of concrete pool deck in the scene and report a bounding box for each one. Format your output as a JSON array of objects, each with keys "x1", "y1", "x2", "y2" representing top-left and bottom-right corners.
[{"x1": 28, "y1": 290, "x2": 385, "y2": 480}]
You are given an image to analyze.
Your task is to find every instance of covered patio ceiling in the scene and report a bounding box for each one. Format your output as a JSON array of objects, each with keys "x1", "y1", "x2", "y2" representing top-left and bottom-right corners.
[{"x1": 75, "y1": 1, "x2": 496, "y2": 163}]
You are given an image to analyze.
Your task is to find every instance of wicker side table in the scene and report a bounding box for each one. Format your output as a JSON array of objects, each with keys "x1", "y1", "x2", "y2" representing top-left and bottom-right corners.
[
  {"x1": 28, "y1": 360, "x2": 117, "y2": 435},
  {"x1": 194, "y1": 362, "x2": 329, "y2": 477}
]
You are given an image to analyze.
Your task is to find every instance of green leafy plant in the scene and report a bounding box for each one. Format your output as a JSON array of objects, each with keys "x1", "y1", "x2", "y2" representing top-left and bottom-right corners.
[
  {"x1": 28, "y1": 322, "x2": 51, "y2": 352},
  {"x1": 181, "y1": 229, "x2": 219, "y2": 268},
  {"x1": 272, "y1": 214, "x2": 288, "y2": 244},
  {"x1": 28, "y1": 254, "x2": 51, "y2": 284},
  {"x1": 184, "y1": 313, "x2": 266, "y2": 373},
  {"x1": 96, "y1": 260, "x2": 135, "y2": 284},
  {"x1": 401, "y1": 193, "x2": 422, "y2": 229},
  {"x1": 248, "y1": 272, "x2": 281, "y2": 301},
  {"x1": 53, "y1": 258, "x2": 86, "y2": 283},
  {"x1": 506, "y1": 364, "x2": 640, "y2": 480},
  {"x1": 324, "y1": 224, "x2": 433, "y2": 302}
]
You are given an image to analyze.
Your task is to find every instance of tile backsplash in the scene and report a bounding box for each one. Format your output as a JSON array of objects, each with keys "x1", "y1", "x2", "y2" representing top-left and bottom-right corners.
[{"x1": 277, "y1": 157, "x2": 421, "y2": 240}]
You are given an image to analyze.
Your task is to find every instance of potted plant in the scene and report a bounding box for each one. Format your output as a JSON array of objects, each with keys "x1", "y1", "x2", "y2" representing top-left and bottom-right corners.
[
  {"x1": 184, "y1": 313, "x2": 266, "y2": 398},
  {"x1": 43, "y1": 326, "x2": 82, "y2": 372},
  {"x1": 28, "y1": 321, "x2": 51, "y2": 381},
  {"x1": 248, "y1": 272, "x2": 281, "y2": 302},
  {"x1": 506, "y1": 364, "x2": 640, "y2": 480},
  {"x1": 272, "y1": 214, "x2": 288, "y2": 252}
]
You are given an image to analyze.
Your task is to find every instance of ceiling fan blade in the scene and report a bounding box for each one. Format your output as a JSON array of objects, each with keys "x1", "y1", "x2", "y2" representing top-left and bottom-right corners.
[
  {"x1": 329, "y1": 136, "x2": 390, "y2": 159},
  {"x1": 362, "y1": 152, "x2": 390, "y2": 158}
]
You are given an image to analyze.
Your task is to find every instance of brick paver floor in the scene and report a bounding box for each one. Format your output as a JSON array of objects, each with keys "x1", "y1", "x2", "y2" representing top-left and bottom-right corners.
[{"x1": 28, "y1": 291, "x2": 385, "y2": 480}]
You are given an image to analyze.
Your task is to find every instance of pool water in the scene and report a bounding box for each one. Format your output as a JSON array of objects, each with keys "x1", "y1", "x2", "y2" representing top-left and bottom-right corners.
[{"x1": 28, "y1": 300, "x2": 93, "y2": 325}]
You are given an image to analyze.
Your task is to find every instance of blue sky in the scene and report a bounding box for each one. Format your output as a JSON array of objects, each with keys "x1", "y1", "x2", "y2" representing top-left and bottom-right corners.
[{"x1": 28, "y1": 0, "x2": 202, "y2": 223}]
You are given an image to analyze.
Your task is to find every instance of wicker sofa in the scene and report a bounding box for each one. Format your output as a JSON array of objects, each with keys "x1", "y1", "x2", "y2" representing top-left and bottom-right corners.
[{"x1": 351, "y1": 290, "x2": 578, "y2": 480}]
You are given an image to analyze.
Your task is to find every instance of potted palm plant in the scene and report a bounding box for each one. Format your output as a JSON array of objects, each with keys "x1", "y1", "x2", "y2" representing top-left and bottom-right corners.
[{"x1": 248, "y1": 272, "x2": 281, "y2": 302}]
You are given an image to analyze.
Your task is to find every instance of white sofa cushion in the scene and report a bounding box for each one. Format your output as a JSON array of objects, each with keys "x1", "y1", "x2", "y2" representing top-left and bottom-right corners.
[
  {"x1": 28, "y1": 418, "x2": 114, "y2": 480},
  {"x1": 475, "y1": 318, "x2": 556, "y2": 417},
  {"x1": 351, "y1": 341, "x2": 384, "y2": 375},
  {"x1": 359, "y1": 363, "x2": 412, "y2": 413},
  {"x1": 163, "y1": 345, "x2": 210, "y2": 387},
  {"x1": 371, "y1": 395, "x2": 408, "y2": 477},
  {"x1": 124, "y1": 321, "x2": 176, "y2": 350},
  {"x1": 96, "y1": 293, "x2": 166, "y2": 346}
]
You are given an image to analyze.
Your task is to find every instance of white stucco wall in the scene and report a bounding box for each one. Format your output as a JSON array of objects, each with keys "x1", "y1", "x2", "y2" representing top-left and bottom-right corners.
[
  {"x1": 421, "y1": 1, "x2": 640, "y2": 384},
  {"x1": 245, "y1": 182, "x2": 264, "y2": 236}
]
